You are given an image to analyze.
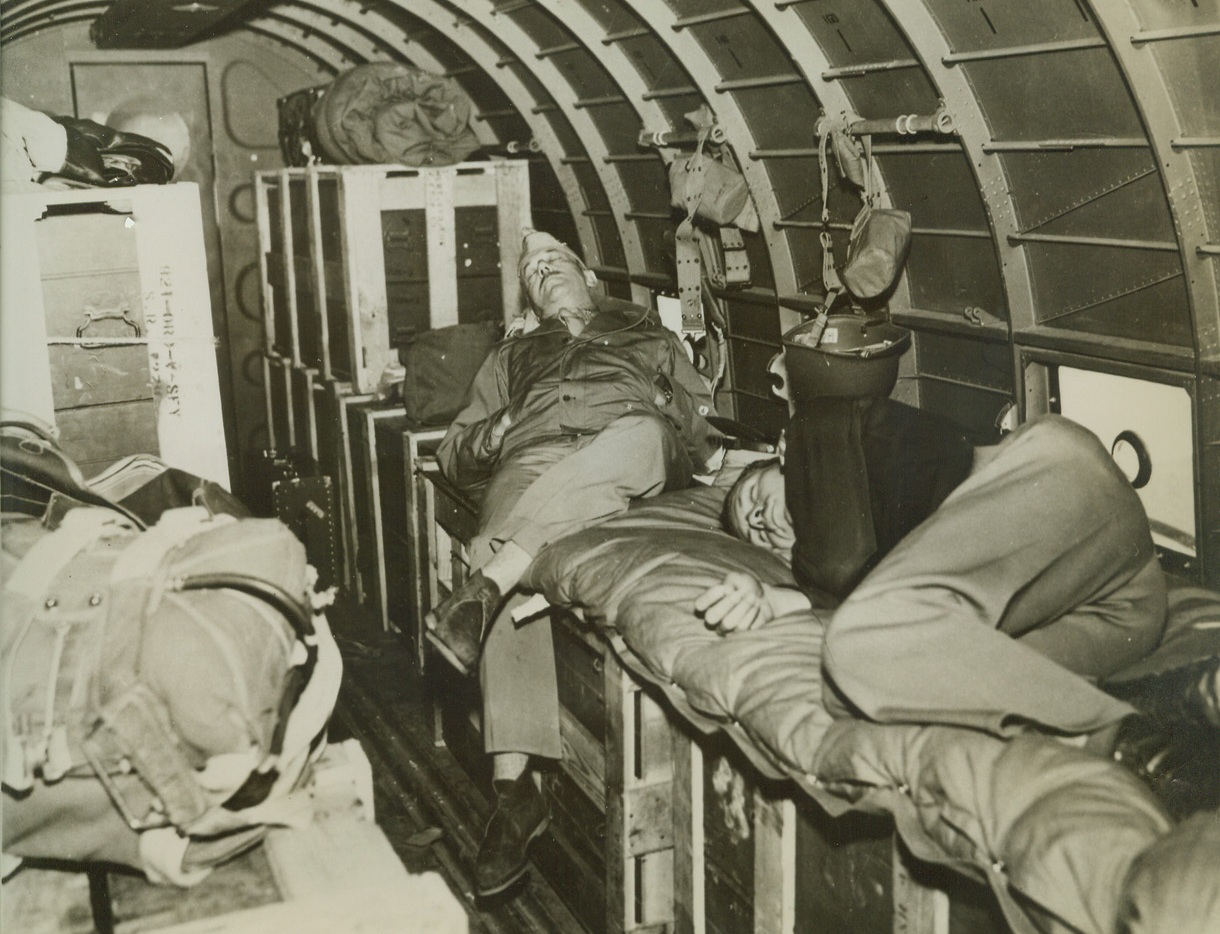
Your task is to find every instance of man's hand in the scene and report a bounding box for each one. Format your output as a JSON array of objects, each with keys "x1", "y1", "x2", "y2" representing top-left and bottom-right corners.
[
  {"x1": 484, "y1": 409, "x2": 512, "y2": 455},
  {"x1": 695, "y1": 571, "x2": 772, "y2": 635}
]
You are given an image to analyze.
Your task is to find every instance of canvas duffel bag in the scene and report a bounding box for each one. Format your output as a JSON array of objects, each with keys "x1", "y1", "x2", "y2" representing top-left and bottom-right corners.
[{"x1": 1, "y1": 504, "x2": 342, "y2": 886}]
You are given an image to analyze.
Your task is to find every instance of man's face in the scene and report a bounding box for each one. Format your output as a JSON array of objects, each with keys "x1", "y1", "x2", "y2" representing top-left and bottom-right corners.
[
  {"x1": 726, "y1": 462, "x2": 795, "y2": 557},
  {"x1": 520, "y1": 246, "x2": 593, "y2": 319}
]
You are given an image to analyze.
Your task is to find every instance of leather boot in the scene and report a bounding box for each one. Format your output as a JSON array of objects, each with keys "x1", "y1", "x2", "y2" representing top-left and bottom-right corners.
[
  {"x1": 474, "y1": 772, "x2": 550, "y2": 896},
  {"x1": 1110, "y1": 712, "x2": 1220, "y2": 821},
  {"x1": 786, "y1": 397, "x2": 877, "y2": 600},
  {"x1": 1103, "y1": 655, "x2": 1220, "y2": 731},
  {"x1": 425, "y1": 570, "x2": 502, "y2": 674}
]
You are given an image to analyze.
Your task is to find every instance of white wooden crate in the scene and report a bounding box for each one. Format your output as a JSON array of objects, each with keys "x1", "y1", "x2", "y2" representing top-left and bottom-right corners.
[
  {"x1": 255, "y1": 161, "x2": 531, "y2": 393},
  {"x1": 1, "y1": 183, "x2": 229, "y2": 486}
]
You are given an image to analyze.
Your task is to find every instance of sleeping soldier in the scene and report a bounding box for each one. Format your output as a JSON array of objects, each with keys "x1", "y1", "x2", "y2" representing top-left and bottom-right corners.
[
  {"x1": 699, "y1": 397, "x2": 1220, "y2": 818},
  {"x1": 430, "y1": 228, "x2": 722, "y2": 896}
]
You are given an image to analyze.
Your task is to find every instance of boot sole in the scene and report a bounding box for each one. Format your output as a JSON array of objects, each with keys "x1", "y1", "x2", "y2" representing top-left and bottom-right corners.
[{"x1": 474, "y1": 814, "x2": 551, "y2": 897}]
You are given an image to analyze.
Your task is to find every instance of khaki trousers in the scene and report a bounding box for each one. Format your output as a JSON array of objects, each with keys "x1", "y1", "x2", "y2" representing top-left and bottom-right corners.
[
  {"x1": 472, "y1": 414, "x2": 692, "y2": 757},
  {"x1": 823, "y1": 415, "x2": 1167, "y2": 737}
]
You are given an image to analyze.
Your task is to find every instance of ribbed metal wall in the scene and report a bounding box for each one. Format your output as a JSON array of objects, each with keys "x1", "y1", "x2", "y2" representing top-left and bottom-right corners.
[{"x1": 2, "y1": 0, "x2": 1217, "y2": 581}]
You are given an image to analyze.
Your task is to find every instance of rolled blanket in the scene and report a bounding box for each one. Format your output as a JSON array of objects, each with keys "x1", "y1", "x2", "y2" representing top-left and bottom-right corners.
[{"x1": 312, "y1": 62, "x2": 480, "y2": 167}]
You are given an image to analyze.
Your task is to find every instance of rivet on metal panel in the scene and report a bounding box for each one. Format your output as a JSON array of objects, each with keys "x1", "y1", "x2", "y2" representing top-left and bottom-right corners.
[
  {"x1": 1024, "y1": 165, "x2": 1158, "y2": 233},
  {"x1": 1042, "y1": 269, "x2": 1185, "y2": 323},
  {"x1": 982, "y1": 177, "x2": 1008, "y2": 199}
]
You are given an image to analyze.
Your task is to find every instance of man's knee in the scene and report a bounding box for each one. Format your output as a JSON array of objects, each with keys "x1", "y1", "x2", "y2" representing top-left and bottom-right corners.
[
  {"x1": 609, "y1": 412, "x2": 673, "y2": 446},
  {"x1": 823, "y1": 601, "x2": 887, "y2": 685},
  {"x1": 603, "y1": 413, "x2": 690, "y2": 487},
  {"x1": 1013, "y1": 415, "x2": 1125, "y2": 493}
]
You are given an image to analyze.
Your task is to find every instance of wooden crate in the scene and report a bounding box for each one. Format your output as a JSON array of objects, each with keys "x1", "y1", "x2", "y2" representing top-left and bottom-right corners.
[
  {"x1": 670, "y1": 731, "x2": 893, "y2": 934},
  {"x1": 0, "y1": 742, "x2": 467, "y2": 934},
  {"x1": 255, "y1": 162, "x2": 531, "y2": 393},
  {"x1": 262, "y1": 353, "x2": 323, "y2": 472},
  {"x1": 344, "y1": 400, "x2": 402, "y2": 615},
  {"x1": 419, "y1": 470, "x2": 678, "y2": 934},
  {"x1": 600, "y1": 629, "x2": 677, "y2": 934},
  {"x1": 264, "y1": 354, "x2": 295, "y2": 456},
  {"x1": 317, "y1": 378, "x2": 375, "y2": 594},
  {"x1": 372, "y1": 416, "x2": 448, "y2": 655},
  {"x1": 1, "y1": 183, "x2": 229, "y2": 486},
  {"x1": 344, "y1": 402, "x2": 448, "y2": 631},
  {"x1": 668, "y1": 727, "x2": 1013, "y2": 934},
  {"x1": 420, "y1": 462, "x2": 481, "y2": 618},
  {"x1": 290, "y1": 364, "x2": 321, "y2": 475}
]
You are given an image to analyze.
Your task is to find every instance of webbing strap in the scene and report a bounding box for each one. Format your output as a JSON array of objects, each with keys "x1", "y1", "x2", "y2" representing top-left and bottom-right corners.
[
  {"x1": 860, "y1": 132, "x2": 877, "y2": 208},
  {"x1": 715, "y1": 227, "x2": 750, "y2": 288},
  {"x1": 676, "y1": 219, "x2": 704, "y2": 331},
  {"x1": 808, "y1": 122, "x2": 842, "y2": 346},
  {"x1": 109, "y1": 506, "x2": 216, "y2": 584},
  {"x1": 81, "y1": 682, "x2": 209, "y2": 830},
  {"x1": 675, "y1": 125, "x2": 711, "y2": 331},
  {"x1": 2, "y1": 509, "x2": 130, "y2": 791},
  {"x1": 4, "y1": 508, "x2": 127, "y2": 601},
  {"x1": 818, "y1": 123, "x2": 843, "y2": 297},
  {"x1": 681, "y1": 126, "x2": 710, "y2": 222}
]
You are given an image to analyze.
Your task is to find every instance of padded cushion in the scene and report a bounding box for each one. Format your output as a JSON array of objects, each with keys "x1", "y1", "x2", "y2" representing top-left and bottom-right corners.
[
  {"x1": 812, "y1": 723, "x2": 1170, "y2": 934},
  {"x1": 527, "y1": 485, "x2": 839, "y2": 775},
  {"x1": 525, "y1": 482, "x2": 1220, "y2": 934}
]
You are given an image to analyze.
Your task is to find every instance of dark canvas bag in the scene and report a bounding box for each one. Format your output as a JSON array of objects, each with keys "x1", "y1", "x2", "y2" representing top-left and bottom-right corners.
[
  {"x1": 842, "y1": 205, "x2": 912, "y2": 299},
  {"x1": 2, "y1": 501, "x2": 342, "y2": 885},
  {"x1": 398, "y1": 320, "x2": 500, "y2": 425},
  {"x1": 667, "y1": 126, "x2": 750, "y2": 228},
  {"x1": 840, "y1": 135, "x2": 911, "y2": 300}
]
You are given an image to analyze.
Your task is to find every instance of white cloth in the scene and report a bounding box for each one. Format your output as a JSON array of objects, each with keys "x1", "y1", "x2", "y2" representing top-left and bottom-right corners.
[{"x1": 1, "y1": 98, "x2": 66, "y2": 187}]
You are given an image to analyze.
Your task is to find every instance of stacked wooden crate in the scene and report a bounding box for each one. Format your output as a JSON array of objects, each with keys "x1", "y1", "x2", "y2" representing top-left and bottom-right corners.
[
  {"x1": 0, "y1": 183, "x2": 229, "y2": 487},
  {"x1": 254, "y1": 160, "x2": 531, "y2": 634},
  {"x1": 670, "y1": 730, "x2": 1013, "y2": 934},
  {"x1": 420, "y1": 466, "x2": 677, "y2": 934},
  {"x1": 416, "y1": 466, "x2": 1014, "y2": 934}
]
